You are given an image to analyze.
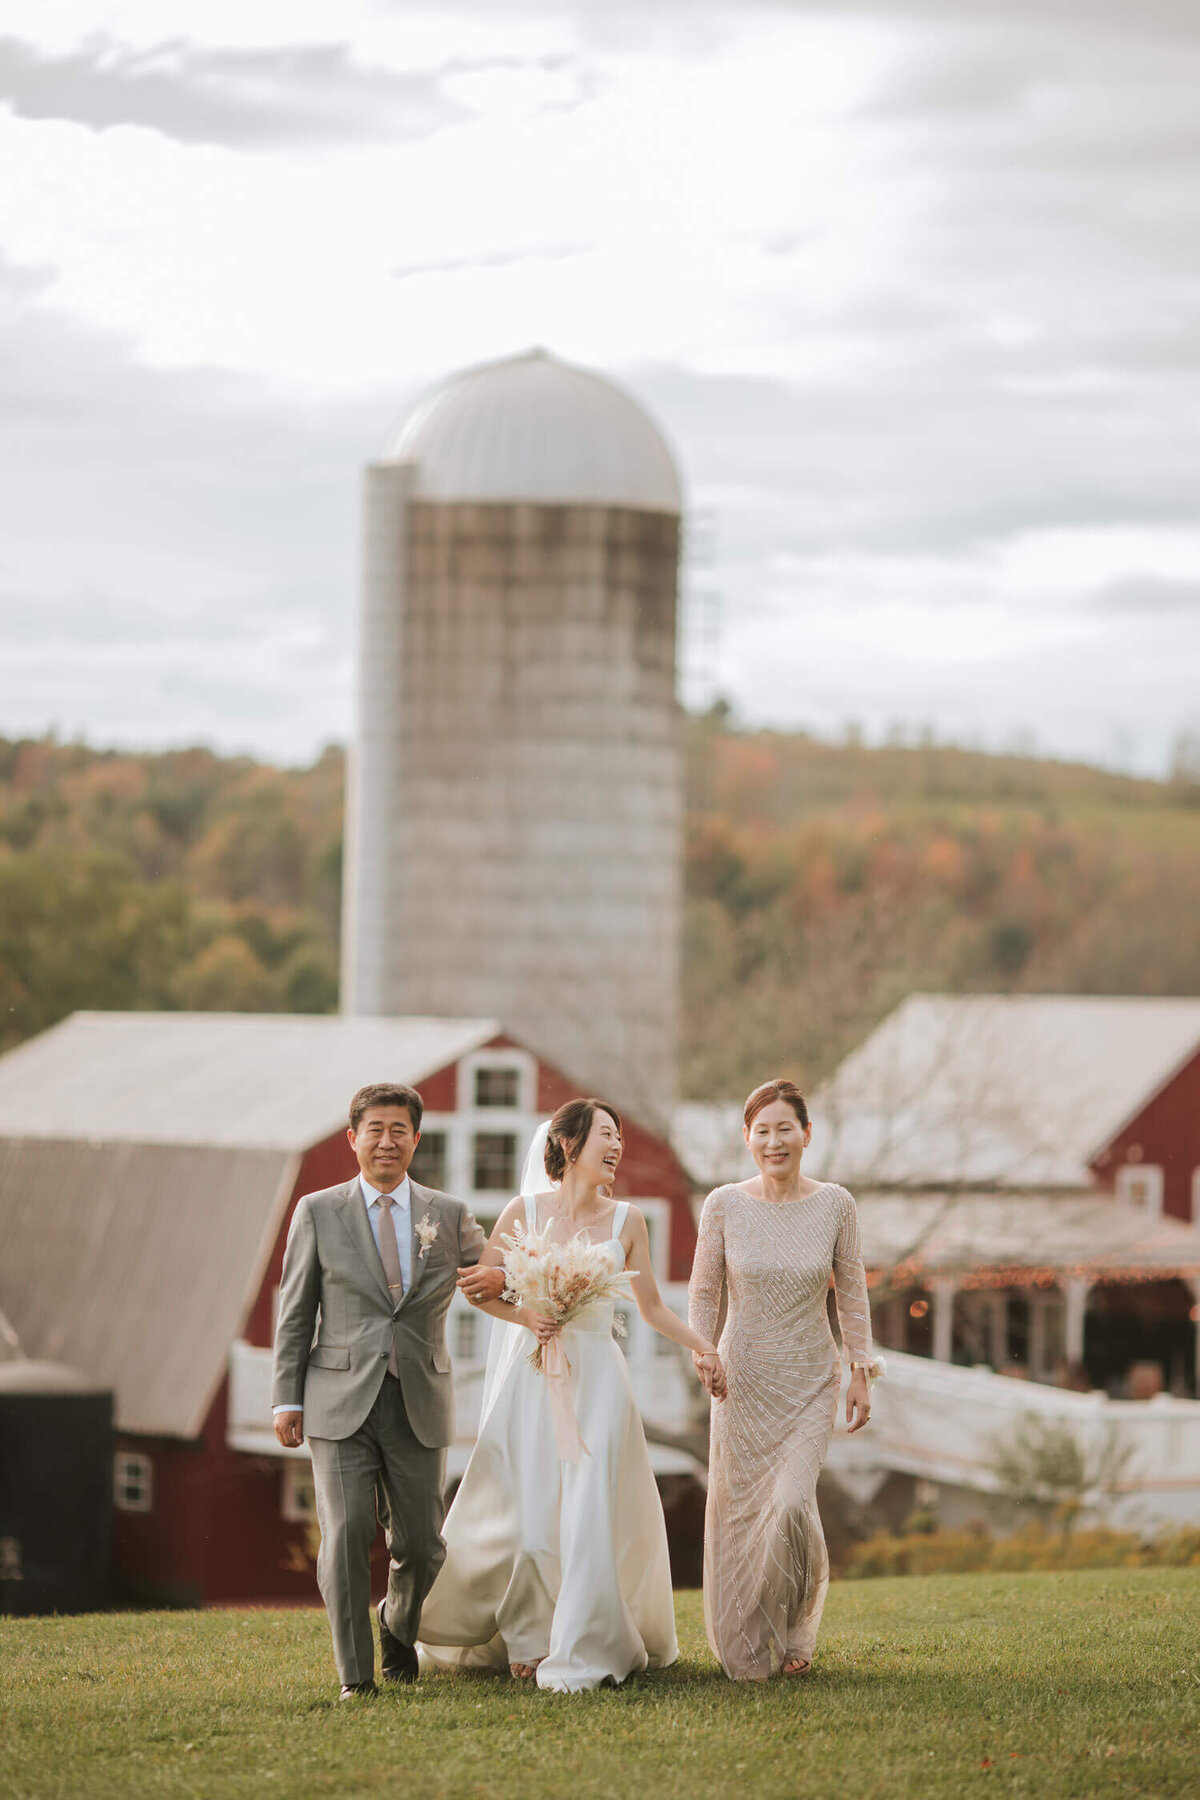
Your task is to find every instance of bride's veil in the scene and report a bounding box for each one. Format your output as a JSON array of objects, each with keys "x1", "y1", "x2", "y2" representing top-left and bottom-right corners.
[{"x1": 476, "y1": 1117, "x2": 557, "y2": 1426}]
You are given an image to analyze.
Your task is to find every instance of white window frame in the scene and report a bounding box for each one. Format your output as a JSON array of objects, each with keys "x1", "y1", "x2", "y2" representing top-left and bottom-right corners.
[
  {"x1": 114, "y1": 1451, "x2": 154, "y2": 1514},
  {"x1": 281, "y1": 1463, "x2": 317, "y2": 1524},
  {"x1": 623, "y1": 1197, "x2": 672, "y2": 1281},
  {"x1": 456, "y1": 1048, "x2": 536, "y2": 1116},
  {"x1": 470, "y1": 1127, "x2": 522, "y2": 1199},
  {"x1": 1191, "y1": 1167, "x2": 1200, "y2": 1224},
  {"x1": 1116, "y1": 1163, "x2": 1164, "y2": 1216},
  {"x1": 409, "y1": 1124, "x2": 450, "y2": 1191},
  {"x1": 451, "y1": 1305, "x2": 483, "y2": 1365}
]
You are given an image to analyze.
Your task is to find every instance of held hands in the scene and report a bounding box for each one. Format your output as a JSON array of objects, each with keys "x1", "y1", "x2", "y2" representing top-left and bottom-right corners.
[
  {"x1": 457, "y1": 1264, "x2": 508, "y2": 1304},
  {"x1": 274, "y1": 1410, "x2": 304, "y2": 1450},
  {"x1": 692, "y1": 1348, "x2": 727, "y2": 1400},
  {"x1": 845, "y1": 1367, "x2": 871, "y2": 1434}
]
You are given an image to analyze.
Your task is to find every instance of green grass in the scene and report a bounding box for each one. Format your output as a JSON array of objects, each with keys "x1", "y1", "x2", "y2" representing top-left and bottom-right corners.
[{"x1": 2, "y1": 1573, "x2": 1197, "y2": 1800}]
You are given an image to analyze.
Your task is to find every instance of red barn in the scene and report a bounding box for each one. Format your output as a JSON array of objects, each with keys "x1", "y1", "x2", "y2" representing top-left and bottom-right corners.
[
  {"x1": 0, "y1": 1012, "x2": 698, "y2": 1606},
  {"x1": 1091, "y1": 1041, "x2": 1200, "y2": 1226}
]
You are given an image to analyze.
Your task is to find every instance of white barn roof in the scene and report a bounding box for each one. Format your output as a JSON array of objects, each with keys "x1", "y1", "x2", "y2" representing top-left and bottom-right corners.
[
  {"x1": 0, "y1": 1011, "x2": 500, "y2": 1150},
  {"x1": 808, "y1": 994, "x2": 1200, "y2": 1190},
  {"x1": 0, "y1": 1011, "x2": 503, "y2": 1435},
  {"x1": 383, "y1": 348, "x2": 682, "y2": 512},
  {"x1": 855, "y1": 1190, "x2": 1200, "y2": 1282}
]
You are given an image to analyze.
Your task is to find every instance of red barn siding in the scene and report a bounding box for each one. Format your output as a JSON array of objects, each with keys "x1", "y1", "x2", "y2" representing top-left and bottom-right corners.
[
  {"x1": 1091, "y1": 1046, "x2": 1200, "y2": 1223},
  {"x1": 243, "y1": 1131, "x2": 358, "y2": 1349},
  {"x1": 113, "y1": 1379, "x2": 390, "y2": 1606},
  {"x1": 114, "y1": 1036, "x2": 697, "y2": 1606}
]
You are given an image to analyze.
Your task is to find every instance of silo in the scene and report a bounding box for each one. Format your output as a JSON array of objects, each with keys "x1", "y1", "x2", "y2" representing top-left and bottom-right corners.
[
  {"x1": 341, "y1": 349, "x2": 683, "y2": 1120},
  {"x1": 0, "y1": 1359, "x2": 113, "y2": 1615}
]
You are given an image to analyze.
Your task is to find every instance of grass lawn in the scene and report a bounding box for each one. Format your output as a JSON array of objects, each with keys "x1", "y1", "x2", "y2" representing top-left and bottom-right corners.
[{"x1": 2, "y1": 1571, "x2": 1197, "y2": 1800}]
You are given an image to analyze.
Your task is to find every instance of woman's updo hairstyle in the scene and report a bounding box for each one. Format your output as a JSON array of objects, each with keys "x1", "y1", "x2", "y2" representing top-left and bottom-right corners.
[
  {"x1": 545, "y1": 1097, "x2": 623, "y2": 1181},
  {"x1": 743, "y1": 1078, "x2": 810, "y2": 1130}
]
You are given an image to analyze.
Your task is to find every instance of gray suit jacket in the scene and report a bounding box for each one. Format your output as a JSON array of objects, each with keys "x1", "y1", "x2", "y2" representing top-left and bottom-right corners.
[{"x1": 270, "y1": 1177, "x2": 487, "y2": 1447}]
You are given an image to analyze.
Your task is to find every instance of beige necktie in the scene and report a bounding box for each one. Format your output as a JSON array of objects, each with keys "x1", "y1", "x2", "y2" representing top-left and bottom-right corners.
[{"x1": 377, "y1": 1195, "x2": 405, "y2": 1378}]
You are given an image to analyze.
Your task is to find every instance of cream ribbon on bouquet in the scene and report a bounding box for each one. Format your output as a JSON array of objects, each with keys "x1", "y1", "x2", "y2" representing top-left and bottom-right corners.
[{"x1": 499, "y1": 1220, "x2": 633, "y2": 1464}]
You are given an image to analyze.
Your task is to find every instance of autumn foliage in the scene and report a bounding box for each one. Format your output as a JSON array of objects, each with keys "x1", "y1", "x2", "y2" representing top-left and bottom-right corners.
[{"x1": 2, "y1": 723, "x2": 1199, "y2": 1093}]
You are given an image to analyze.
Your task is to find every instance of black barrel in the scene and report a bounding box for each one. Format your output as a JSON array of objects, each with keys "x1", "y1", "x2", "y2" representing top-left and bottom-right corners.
[{"x1": 0, "y1": 1360, "x2": 113, "y2": 1615}]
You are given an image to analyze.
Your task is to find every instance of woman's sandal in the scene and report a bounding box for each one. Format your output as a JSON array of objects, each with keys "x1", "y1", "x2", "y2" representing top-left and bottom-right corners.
[
  {"x1": 781, "y1": 1655, "x2": 812, "y2": 1677},
  {"x1": 509, "y1": 1660, "x2": 542, "y2": 1681}
]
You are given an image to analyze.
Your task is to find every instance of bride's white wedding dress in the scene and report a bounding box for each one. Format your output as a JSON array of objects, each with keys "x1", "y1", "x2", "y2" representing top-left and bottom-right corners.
[{"x1": 416, "y1": 1196, "x2": 678, "y2": 1691}]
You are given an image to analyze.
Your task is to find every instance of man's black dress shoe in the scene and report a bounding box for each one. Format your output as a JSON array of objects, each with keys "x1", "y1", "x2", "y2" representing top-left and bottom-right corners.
[
  {"x1": 378, "y1": 1599, "x2": 419, "y2": 1683},
  {"x1": 339, "y1": 1679, "x2": 378, "y2": 1700}
]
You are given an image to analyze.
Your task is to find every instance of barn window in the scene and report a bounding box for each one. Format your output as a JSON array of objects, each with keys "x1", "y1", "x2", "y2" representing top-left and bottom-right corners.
[
  {"x1": 114, "y1": 1452, "x2": 153, "y2": 1514},
  {"x1": 474, "y1": 1067, "x2": 521, "y2": 1109},
  {"x1": 282, "y1": 1464, "x2": 317, "y2": 1524},
  {"x1": 409, "y1": 1129, "x2": 448, "y2": 1190},
  {"x1": 452, "y1": 1309, "x2": 480, "y2": 1362},
  {"x1": 1116, "y1": 1164, "x2": 1164, "y2": 1216},
  {"x1": 473, "y1": 1132, "x2": 518, "y2": 1193}
]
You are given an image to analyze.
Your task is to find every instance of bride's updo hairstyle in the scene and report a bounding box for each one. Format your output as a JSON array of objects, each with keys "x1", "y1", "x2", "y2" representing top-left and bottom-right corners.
[
  {"x1": 545, "y1": 1097, "x2": 623, "y2": 1180},
  {"x1": 743, "y1": 1078, "x2": 810, "y2": 1130}
]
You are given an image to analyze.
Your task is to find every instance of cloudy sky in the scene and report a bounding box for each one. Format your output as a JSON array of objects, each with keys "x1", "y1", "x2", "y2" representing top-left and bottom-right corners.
[{"x1": 1, "y1": 0, "x2": 1197, "y2": 772}]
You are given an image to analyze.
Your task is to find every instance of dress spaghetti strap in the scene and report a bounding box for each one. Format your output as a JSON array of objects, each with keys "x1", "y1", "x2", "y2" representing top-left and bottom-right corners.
[
  {"x1": 612, "y1": 1200, "x2": 630, "y2": 1240},
  {"x1": 523, "y1": 1193, "x2": 538, "y2": 1233}
]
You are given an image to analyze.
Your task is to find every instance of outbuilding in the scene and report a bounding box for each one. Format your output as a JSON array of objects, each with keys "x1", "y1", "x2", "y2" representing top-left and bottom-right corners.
[{"x1": 0, "y1": 1011, "x2": 698, "y2": 1605}]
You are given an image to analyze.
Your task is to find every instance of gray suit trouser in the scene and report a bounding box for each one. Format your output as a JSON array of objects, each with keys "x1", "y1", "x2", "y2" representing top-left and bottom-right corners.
[{"x1": 308, "y1": 1373, "x2": 446, "y2": 1686}]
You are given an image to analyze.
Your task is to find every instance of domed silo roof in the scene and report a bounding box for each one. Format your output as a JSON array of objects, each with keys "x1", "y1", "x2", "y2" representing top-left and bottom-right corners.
[{"x1": 383, "y1": 348, "x2": 681, "y2": 513}]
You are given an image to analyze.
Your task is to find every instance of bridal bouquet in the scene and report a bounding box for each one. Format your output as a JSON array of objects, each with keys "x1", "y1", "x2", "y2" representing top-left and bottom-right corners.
[{"x1": 499, "y1": 1220, "x2": 633, "y2": 1373}]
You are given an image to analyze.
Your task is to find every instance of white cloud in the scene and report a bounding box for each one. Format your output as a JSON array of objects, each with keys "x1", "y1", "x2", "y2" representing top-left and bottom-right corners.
[{"x1": 0, "y1": 0, "x2": 1196, "y2": 772}]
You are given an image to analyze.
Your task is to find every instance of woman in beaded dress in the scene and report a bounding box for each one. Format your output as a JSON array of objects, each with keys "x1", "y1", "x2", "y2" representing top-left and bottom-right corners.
[{"x1": 688, "y1": 1078, "x2": 875, "y2": 1681}]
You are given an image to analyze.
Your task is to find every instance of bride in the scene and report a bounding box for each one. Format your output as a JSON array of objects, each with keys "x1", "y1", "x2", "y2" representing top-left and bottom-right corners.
[{"x1": 417, "y1": 1096, "x2": 725, "y2": 1692}]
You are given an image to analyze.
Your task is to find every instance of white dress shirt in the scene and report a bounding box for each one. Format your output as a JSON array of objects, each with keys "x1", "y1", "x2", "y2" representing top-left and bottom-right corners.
[
  {"x1": 358, "y1": 1170, "x2": 414, "y2": 1292},
  {"x1": 273, "y1": 1171, "x2": 414, "y2": 1416}
]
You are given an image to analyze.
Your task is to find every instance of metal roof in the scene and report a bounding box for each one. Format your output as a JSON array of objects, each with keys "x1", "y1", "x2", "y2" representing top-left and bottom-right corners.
[
  {"x1": 807, "y1": 994, "x2": 1200, "y2": 1189},
  {"x1": 0, "y1": 1136, "x2": 297, "y2": 1435},
  {"x1": 0, "y1": 1012, "x2": 524, "y2": 1437},
  {"x1": 0, "y1": 1012, "x2": 501, "y2": 1150},
  {"x1": 855, "y1": 1189, "x2": 1200, "y2": 1282},
  {"x1": 382, "y1": 348, "x2": 682, "y2": 512}
]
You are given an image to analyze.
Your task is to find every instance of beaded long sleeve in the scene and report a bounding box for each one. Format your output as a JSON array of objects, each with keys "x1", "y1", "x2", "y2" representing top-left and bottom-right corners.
[
  {"x1": 832, "y1": 1188, "x2": 873, "y2": 1366},
  {"x1": 688, "y1": 1188, "x2": 726, "y2": 1349}
]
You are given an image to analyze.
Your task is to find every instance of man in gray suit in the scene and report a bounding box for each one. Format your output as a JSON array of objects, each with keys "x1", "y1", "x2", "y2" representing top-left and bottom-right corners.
[{"x1": 272, "y1": 1082, "x2": 506, "y2": 1697}]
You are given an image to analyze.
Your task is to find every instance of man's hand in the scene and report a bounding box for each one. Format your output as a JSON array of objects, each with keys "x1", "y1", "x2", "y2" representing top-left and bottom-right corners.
[
  {"x1": 457, "y1": 1264, "x2": 507, "y2": 1305},
  {"x1": 274, "y1": 1410, "x2": 304, "y2": 1449}
]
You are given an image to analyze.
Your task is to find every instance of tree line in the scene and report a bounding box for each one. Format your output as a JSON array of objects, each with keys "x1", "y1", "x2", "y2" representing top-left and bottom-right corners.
[{"x1": 2, "y1": 723, "x2": 1198, "y2": 1096}]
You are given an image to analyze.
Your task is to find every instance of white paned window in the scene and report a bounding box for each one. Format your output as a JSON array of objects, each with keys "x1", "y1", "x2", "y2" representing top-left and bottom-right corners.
[
  {"x1": 1116, "y1": 1164, "x2": 1164, "y2": 1216},
  {"x1": 636, "y1": 1200, "x2": 672, "y2": 1280},
  {"x1": 474, "y1": 1067, "x2": 521, "y2": 1109},
  {"x1": 473, "y1": 1131, "x2": 518, "y2": 1194},
  {"x1": 410, "y1": 1129, "x2": 448, "y2": 1189},
  {"x1": 114, "y1": 1452, "x2": 153, "y2": 1514},
  {"x1": 282, "y1": 1464, "x2": 317, "y2": 1524},
  {"x1": 453, "y1": 1309, "x2": 480, "y2": 1362},
  {"x1": 458, "y1": 1048, "x2": 534, "y2": 1114}
]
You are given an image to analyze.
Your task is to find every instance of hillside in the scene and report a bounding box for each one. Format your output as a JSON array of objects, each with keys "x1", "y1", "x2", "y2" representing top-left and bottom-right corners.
[{"x1": 2, "y1": 724, "x2": 1198, "y2": 1097}]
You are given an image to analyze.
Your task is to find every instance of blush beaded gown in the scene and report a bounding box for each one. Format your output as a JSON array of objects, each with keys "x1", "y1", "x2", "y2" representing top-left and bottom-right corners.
[{"x1": 688, "y1": 1182, "x2": 873, "y2": 1681}]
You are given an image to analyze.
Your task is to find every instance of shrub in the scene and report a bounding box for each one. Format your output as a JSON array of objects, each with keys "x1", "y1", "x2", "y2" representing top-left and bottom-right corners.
[{"x1": 842, "y1": 1523, "x2": 1200, "y2": 1579}]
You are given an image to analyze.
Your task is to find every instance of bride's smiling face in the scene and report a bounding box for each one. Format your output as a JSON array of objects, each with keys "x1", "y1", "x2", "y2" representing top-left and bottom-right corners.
[
  {"x1": 745, "y1": 1098, "x2": 811, "y2": 1178},
  {"x1": 574, "y1": 1109, "x2": 623, "y2": 1188}
]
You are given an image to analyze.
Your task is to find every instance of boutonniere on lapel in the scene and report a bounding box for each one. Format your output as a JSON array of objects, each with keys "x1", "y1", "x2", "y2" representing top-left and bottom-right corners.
[{"x1": 416, "y1": 1213, "x2": 439, "y2": 1259}]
